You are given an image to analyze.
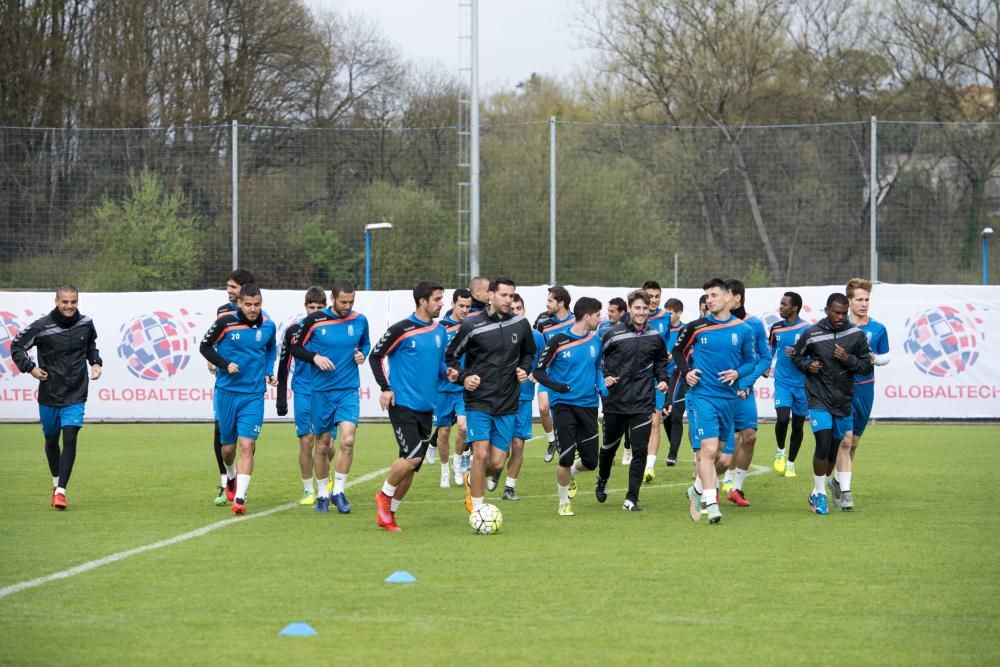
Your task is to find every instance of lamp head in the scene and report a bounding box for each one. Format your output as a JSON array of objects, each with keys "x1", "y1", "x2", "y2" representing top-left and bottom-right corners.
[
  {"x1": 365, "y1": 222, "x2": 394, "y2": 232},
  {"x1": 983, "y1": 227, "x2": 994, "y2": 238}
]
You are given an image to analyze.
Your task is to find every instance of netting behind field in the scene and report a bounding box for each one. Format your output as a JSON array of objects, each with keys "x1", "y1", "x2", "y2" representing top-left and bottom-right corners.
[{"x1": 1, "y1": 120, "x2": 997, "y2": 291}]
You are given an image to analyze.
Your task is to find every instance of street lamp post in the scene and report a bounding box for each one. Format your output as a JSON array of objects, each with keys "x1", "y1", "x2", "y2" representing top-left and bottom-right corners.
[
  {"x1": 983, "y1": 227, "x2": 994, "y2": 285},
  {"x1": 364, "y1": 222, "x2": 393, "y2": 290}
]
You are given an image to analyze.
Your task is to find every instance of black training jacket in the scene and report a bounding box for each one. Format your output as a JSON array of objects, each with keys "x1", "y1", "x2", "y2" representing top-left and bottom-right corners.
[
  {"x1": 445, "y1": 308, "x2": 535, "y2": 416},
  {"x1": 600, "y1": 320, "x2": 669, "y2": 415},
  {"x1": 791, "y1": 317, "x2": 873, "y2": 416},
  {"x1": 11, "y1": 310, "x2": 102, "y2": 406}
]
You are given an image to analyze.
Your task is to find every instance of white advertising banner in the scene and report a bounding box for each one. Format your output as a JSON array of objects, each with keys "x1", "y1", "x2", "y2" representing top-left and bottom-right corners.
[{"x1": 1, "y1": 284, "x2": 998, "y2": 421}]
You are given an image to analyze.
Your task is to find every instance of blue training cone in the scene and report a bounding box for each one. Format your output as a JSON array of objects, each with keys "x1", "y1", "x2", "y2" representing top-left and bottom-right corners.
[
  {"x1": 279, "y1": 622, "x2": 317, "y2": 637},
  {"x1": 385, "y1": 570, "x2": 416, "y2": 583}
]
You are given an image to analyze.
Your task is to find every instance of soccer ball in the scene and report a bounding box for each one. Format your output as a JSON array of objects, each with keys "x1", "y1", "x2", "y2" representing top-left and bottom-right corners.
[{"x1": 469, "y1": 503, "x2": 503, "y2": 535}]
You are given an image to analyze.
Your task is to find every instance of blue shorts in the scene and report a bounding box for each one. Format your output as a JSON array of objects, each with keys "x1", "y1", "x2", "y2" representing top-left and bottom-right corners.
[
  {"x1": 536, "y1": 383, "x2": 549, "y2": 397},
  {"x1": 293, "y1": 392, "x2": 312, "y2": 438},
  {"x1": 655, "y1": 387, "x2": 666, "y2": 411},
  {"x1": 774, "y1": 384, "x2": 808, "y2": 417},
  {"x1": 733, "y1": 393, "x2": 758, "y2": 431},
  {"x1": 433, "y1": 391, "x2": 466, "y2": 428},
  {"x1": 215, "y1": 389, "x2": 264, "y2": 444},
  {"x1": 513, "y1": 399, "x2": 533, "y2": 441},
  {"x1": 686, "y1": 394, "x2": 735, "y2": 449},
  {"x1": 466, "y1": 410, "x2": 514, "y2": 452},
  {"x1": 39, "y1": 403, "x2": 85, "y2": 437},
  {"x1": 690, "y1": 423, "x2": 735, "y2": 454},
  {"x1": 310, "y1": 388, "x2": 360, "y2": 435},
  {"x1": 809, "y1": 408, "x2": 853, "y2": 442},
  {"x1": 852, "y1": 382, "x2": 875, "y2": 437}
]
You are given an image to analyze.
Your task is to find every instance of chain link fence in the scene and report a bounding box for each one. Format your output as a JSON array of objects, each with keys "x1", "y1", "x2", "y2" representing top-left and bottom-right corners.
[{"x1": 1, "y1": 120, "x2": 997, "y2": 291}]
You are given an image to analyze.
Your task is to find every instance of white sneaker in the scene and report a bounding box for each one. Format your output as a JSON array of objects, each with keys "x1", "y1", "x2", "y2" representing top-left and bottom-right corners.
[
  {"x1": 621, "y1": 448, "x2": 633, "y2": 466},
  {"x1": 426, "y1": 445, "x2": 438, "y2": 465},
  {"x1": 439, "y1": 466, "x2": 450, "y2": 489}
]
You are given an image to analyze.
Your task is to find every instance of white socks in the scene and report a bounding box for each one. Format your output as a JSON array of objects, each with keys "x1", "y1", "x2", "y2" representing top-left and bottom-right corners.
[
  {"x1": 505, "y1": 476, "x2": 517, "y2": 489},
  {"x1": 302, "y1": 478, "x2": 313, "y2": 493},
  {"x1": 813, "y1": 475, "x2": 827, "y2": 496},
  {"x1": 235, "y1": 474, "x2": 251, "y2": 500},
  {"x1": 557, "y1": 483, "x2": 570, "y2": 504},
  {"x1": 645, "y1": 454, "x2": 656, "y2": 469},
  {"x1": 838, "y1": 471, "x2": 852, "y2": 491},
  {"x1": 333, "y1": 472, "x2": 347, "y2": 495},
  {"x1": 733, "y1": 468, "x2": 747, "y2": 491},
  {"x1": 546, "y1": 431, "x2": 555, "y2": 444},
  {"x1": 317, "y1": 477, "x2": 330, "y2": 498},
  {"x1": 381, "y1": 481, "x2": 397, "y2": 497}
]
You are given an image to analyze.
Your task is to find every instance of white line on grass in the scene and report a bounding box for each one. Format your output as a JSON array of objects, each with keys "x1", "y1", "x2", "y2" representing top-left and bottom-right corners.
[{"x1": 0, "y1": 467, "x2": 390, "y2": 601}]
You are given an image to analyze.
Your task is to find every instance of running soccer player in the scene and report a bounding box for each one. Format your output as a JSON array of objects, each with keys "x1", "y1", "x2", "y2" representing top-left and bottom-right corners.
[
  {"x1": 672, "y1": 278, "x2": 756, "y2": 525},
  {"x1": 768, "y1": 291, "x2": 810, "y2": 478},
  {"x1": 640, "y1": 280, "x2": 670, "y2": 481},
  {"x1": 290, "y1": 280, "x2": 371, "y2": 514},
  {"x1": 721, "y1": 279, "x2": 771, "y2": 508},
  {"x1": 663, "y1": 297, "x2": 686, "y2": 466},
  {"x1": 276, "y1": 286, "x2": 327, "y2": 506},
  {"x1": 535, "y1": 285, "x2": 574, "y2": 463},
  {"x1": 431, "y1": 288, "x2": 474, "y2": 488},
  {"x1": 371, "y1": 280, "x2": 447, "y2": 532},
  {"x1": 199, "y1": 283, "x2": 277, "y2": 515},
  {"x1": 445, "y1": 277, "x2": 536, "y2": 514},
  {"x1": 596, "y1": 289, "x2": 669, "y2": 512},
  {"x1": 791, "y1": 293, "x2": 873, "y2": 515},
  {"x1": 833, "y1": 278, "x2": 890, "y2": 510},
  {"x1": 11, "y1": 285, "x2": 102, "y2": 511},
  {"x1": 469, "y1": 276, "x2": 489, "y2": 313},
  {"x1": 533, "y1": 297, "x2": 606, "y2": 516},
  {"x1": 598, "y1": 297, "x2": 627, "y2": 337},
  {"x1": 698, "y1": 294, "x2": 708, "y2": 317},
  {"x1": 209, "y1": 267, "x2": 256, "y2": 505},
  {"x1": 499, "y1": 293, "x2": 546, "y2": 500}
]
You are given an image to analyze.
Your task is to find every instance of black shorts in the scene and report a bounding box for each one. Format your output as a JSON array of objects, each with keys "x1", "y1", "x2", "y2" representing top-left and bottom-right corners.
[
  {"x1": 553, "y1": 404, "x2": 599, "y2": 469},
  {"x1": 388, "y1": 405, "x2": 433, "y2": 472}
]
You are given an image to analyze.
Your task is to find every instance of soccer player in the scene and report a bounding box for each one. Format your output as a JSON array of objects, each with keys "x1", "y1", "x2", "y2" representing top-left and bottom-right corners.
[
  {"x1": 534, "y1": 285, "x2": 574, "y2": 463},
  {"x1": 11, "y1": 285, "x2": 102, "y2": 510},
  {"x1": 834, "y1": 278, "x2": 890, "y2": 509},
  {"x1": 371, "y1": 280, "x2": 447, "y2": 531},
  {"x1": 276, "y1": 286, "x2": 327, "y2": 506},
  {"x1": 445, "y1": 277, "x2": 536, "y2": 514},
  {"x1": 290, "y1": 280, "x2": 371, "y2": 514},
  {"x1": 468, "y1": 276, "x2": 489, "y2": 313},
  {"x1": 640, "y1": 280, "x2": 670, "y2": 481},
  {"x1": 532, "y1": 297, "x2": 605, "y2": 516},
  {"x1": 768, "y1": 292, "x2": 810, "y2": 478},
  {"x1": 209, "y1": 267, "x2": 256, "y2": 505},
  {"x1": 663, "y1": 297, "x2": 686, "y2": 466},
  {"x1": 791, "y1": 293, "x2": 873, "y2": 515},
  {"x1": 598, "y1": 297, "x2": 627, "y2": 337},
  {"x1": 672, "y1": 278, "x2": 756, "y2": 525},
  {"x1": 698, "y1": 294, "x2": 708, "y2": 318},
  {"x1": 596, "y1": 290, "x2": 669, "y2": 512},
  {"x1": 432, "y1": 288, "x2": 473, "y2": 487},
  {"x1": 199, "y1": 283, "x2": 277, "y2": 515},
  {"x1": 721, "y1": 279, "x2": 771, "y2": 508}
]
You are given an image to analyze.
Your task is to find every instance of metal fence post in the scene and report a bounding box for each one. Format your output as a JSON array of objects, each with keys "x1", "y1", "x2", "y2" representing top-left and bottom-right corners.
[
  {"x1": 870, "y1": 115, "x2": 878, "y2": 283},
  {"x1": 231, "y1": 120, "x2": 239, "y2": 271}
]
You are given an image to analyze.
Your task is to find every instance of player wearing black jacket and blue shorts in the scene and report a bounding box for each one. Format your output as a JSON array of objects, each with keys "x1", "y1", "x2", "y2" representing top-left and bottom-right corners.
[
  {"x1": 11, "y1": 285, "x2": 102, "y2": 511},
  {"x1": 533, "y1": 297, "x2": 606, "y2": 516},
  {"x1": 200, "y1": 283, "x2": 277, "y2": 515},
  {"x1": 792, "y1": 293, "x2": 873, "y2": 516},
  {"x1": 371, "y1": 281, "x2": 447, "y2": 532},
  {"x1": 445, "y1": 277, "x2": 536, "y2": 514},
  {"x1": 596, "y1": 289, "x2": 669, "y2": 511}
]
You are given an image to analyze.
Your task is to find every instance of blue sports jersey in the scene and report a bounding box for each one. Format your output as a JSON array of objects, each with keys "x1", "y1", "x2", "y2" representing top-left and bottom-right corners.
[
  {"x1": 438, "y1": 314, "x2": 465, "y2": 394},
  {"x1": 597, "y1": 320, "x2": 616, "y2": 337},
  {"x1": 854, "y1": 317, "x2": 889, "y2": 385},
  {"x1": 769, "y1": 318, "x2": 810, "y2": 389},
  {"x1": 292, "y1": 308, "x2": 371, "y2": 392},
  {"x1": 520, "y1": 329, "x2": 546, "y2": 400},
  {"x1": 672, "y1": 314, "x2": 756, "y2": 400},
  {"x1": 648, "y1": 308, "x2": 670, "y2": 341},
  {"x1": 533, "y1": 330, "x2": 605, "y2": 408},
  {"x1": 369, "y1": 313, "x2": 446, "y2": 413},
  {"x1": 737, "y1": 315, "x2": 772, "y2": 392},
  {"x1": 200, "y1": 312, "x2": 277, "y2": 394},
  {"x1": 666, "y1": 320, "x2": 684, "y2": 378},
  {"x1": 539, "y1": 313, "x2": 575, "y2": 341}
]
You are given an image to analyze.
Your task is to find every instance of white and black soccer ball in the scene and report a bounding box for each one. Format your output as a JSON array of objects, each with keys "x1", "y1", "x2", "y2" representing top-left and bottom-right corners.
[{"x1": 469, "y1": 503, "x2": 503, "y2": 535}]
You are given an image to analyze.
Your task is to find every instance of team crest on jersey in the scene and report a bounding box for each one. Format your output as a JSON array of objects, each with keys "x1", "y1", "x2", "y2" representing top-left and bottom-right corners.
[
  {"x1": 256, "y1": 329, "x2": 262, "y2": 342},
  {"x1": 348, "y1": 325, "x2": 355, "y2": 336},
  {"x1": 590, "y1": 346, "x2": 596, "y2": 358},
  {"x1": 435, "y1": 334, "x2": 442, "y2": 348},
  {"x1": 732, "y1": 333, "x2": 738, "y2": 345},
  {"x1": 512, "y1": 333, "x2": 518, "y2": 343}
]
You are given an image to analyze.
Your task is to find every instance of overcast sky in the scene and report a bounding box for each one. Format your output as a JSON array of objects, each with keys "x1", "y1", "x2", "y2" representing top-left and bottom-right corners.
[{"x1": 306, "y1": 0, "x2": 596, "y2": 90}]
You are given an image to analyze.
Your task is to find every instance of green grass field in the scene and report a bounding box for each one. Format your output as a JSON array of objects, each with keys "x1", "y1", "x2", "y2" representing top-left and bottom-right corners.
[{"x1": 1, "y1": 422, "x2": 998, "y2": 666}]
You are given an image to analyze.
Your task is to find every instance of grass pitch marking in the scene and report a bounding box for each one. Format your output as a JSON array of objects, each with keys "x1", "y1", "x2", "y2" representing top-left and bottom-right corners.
[{"x1": 0, "y1": 467, "x2": 390, "y2": 601}]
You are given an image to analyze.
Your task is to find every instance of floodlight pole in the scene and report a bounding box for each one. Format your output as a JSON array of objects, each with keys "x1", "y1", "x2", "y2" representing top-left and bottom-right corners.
[
  {"x1": 365, "y1": 222, "x2": 394, "y2": 290},
  {"x1": 983, "y1": 227, "x2": 994, "y2": 285},
  {"x1": 469, "y1": 0, "x2": 480, "y2": 278}
]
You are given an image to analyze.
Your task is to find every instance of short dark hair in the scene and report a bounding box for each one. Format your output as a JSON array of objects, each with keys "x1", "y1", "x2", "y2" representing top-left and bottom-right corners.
[
  {"x1": 827, "y1": 292, "x2": 849, "y2": 308},
  {"x1": 725, "y1": 278, "x2": 746, "y2": 305},
  {"x1": 699, "y1": 294, "x2": 708, "y2": 305},
  {"x1": 573, "y1": 296, "x2": 602, "y2": 320},
  {"x1": 512, "y1": 292, "x2": 525, "y2": 306},
  {"x1": 453, "y1": 287, "x2": 472, "y2": 302},
  {"x1": 469, "y1": 276, "x2": 489, "y2": 290},
  {"x1": 664, "y1": 298, "x2": 683, "y2": 313},
  {"x1": 641, "y1": 280, "x2": 661, "y2": 292},
  {"x1": 548, "y1": 285, "x2": 571, "y2": 309},
  {"x1": 413, "y1": 279, "x2": 444, "y2": 306},
  {"x1": 784, "y1": 291, "x2": 802, "y2": 312},
  {"x1": 489, "y1": 276, "x2": 516, "y2": 292},
  {"x1": 304, "y1": 286, "x2": 327, "y2": 305},
  {"x1": 229, "y1": 268, "x2": 256, "y2": 286},
  {"x1": 608, "y1": 297, "x2": 627, "y2": 312},
  {"x1": 331, "y1": 279, "x2": 355, "y2": 298},
  {"x1": 627, "y1": 289, "x2": 650, "y2": 306},
  {"x1": 239, "y1": 283, "x2": 261, "y2": 299},
  {"x1": 56, "y1": 284, "x2": 79, "y2": 296},
  {"x1": 702, "y1": 278, "x2": 728, "y2": 292}
]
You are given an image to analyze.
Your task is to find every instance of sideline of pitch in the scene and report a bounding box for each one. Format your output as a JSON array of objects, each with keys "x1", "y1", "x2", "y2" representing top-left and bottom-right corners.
[{"x1": 0, "y1": 466, "x2": 391, "y2": 601}]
